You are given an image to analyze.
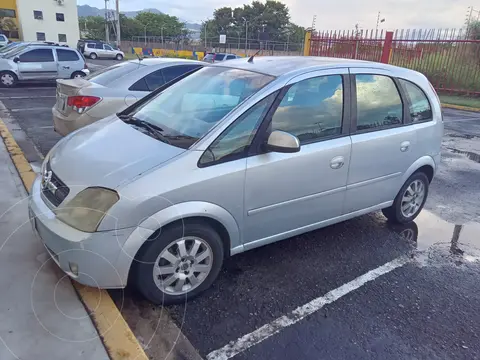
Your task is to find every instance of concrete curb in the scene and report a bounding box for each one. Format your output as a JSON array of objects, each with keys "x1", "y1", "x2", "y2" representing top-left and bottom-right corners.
[
  {"x1": 0, "y1": 118, "x2": 148, "y2": 360},
  {"x1": 442, "y1": 103, "x2": 480, "y2": 113}
]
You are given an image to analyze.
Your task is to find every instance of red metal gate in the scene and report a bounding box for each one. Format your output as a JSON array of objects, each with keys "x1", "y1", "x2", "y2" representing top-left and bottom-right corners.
[{"x1": 309, "y1": 29, "x2": 480, "y2": 94}]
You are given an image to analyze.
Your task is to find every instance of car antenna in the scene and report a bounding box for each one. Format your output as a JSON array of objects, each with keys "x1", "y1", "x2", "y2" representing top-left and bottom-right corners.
[{"x1": 247, "y1": 49, "x2": 261, "y2": 63}]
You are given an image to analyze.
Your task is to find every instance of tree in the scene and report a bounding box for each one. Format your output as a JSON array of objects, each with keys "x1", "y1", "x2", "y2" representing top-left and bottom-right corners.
[
  {"x1": 79, "y1": 16, "x2": 105, "y2": 40},
  {"x1": 467, "y1": 20, "x2": 480, "y2": 40},
  {"x1": 200, "y1": 0, "x2": 304, "y2": 45}
]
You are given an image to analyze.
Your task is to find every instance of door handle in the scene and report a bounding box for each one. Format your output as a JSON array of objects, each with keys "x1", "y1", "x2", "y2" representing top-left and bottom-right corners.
[
  {"x1": 63, "y1": 66, "x2": 70, "y2": 69},
  {"x1": 400, "y1": 141, "x2": 410, "y2": 152},
  {"x1": 330, "y1": 156, "x2": 345, "y2": 169}
]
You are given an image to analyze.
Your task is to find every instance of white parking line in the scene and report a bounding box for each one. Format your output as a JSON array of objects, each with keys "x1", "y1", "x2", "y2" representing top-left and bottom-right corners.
[
  {"x1": 0, "y1": 96, "x2": 55, "y2": 99},
  {"x1": 206, "y1": 256, "x2": 409, "y2": 360},
  {"x1": 9, "y1": 107, "x2": 52, "y2": 112}
]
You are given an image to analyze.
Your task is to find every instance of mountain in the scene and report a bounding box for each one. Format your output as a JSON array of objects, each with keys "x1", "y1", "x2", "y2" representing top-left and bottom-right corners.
[{"x1": 77, "y1": 5, "x2": 200, "y2": 32}]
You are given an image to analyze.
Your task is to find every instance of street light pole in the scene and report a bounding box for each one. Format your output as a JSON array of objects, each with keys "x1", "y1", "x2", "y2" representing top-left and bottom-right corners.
[
  {"x1": 144, "y1": 24, "x2": 147, "y2": 46},
  {"x1": 161, "y1": 26, "x2": 165, "y2": 48},
  {"x1": 242, "y1": 17, "x2": 248, "y2": 56}
]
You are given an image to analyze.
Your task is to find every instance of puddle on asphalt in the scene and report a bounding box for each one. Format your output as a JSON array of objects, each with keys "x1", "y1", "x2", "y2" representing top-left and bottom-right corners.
[
  {"x1": 390, "y1": 210, "x2": 480, "y2": 265},
  {"x1": 447, "y1": 148, "x2": 480, "y2": 163}
]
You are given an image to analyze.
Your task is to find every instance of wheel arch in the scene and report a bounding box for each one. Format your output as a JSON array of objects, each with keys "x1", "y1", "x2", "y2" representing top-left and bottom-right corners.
[
  {"x1": 402, "y1": 156, "x2": 436, "y2": 184},
  {"x1": 114, "y1": 201, "x2": 241, "y2": 287}
]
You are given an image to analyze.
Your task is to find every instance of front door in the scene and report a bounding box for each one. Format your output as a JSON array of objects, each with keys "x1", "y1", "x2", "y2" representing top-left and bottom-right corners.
[
  {"x1": 243, "y1": 69, "x2": 352, "y2": 248},
  {"x1": 17, "y1": 48, "x2": 57, "y2": 80},
  {"x1": 344, "y1": 69, "x2": 418, "y2": 213}
]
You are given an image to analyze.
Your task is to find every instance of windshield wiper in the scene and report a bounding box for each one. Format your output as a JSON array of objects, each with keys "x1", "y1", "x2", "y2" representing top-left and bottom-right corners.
[{"x1": 119, "y1": 114, "x2": 170, "y2": 144}]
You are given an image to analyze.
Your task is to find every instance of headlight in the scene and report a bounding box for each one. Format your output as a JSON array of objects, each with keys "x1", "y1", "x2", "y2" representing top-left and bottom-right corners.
[{"x1": 55, "y1": 187, "x2": 119, "y2": 232}]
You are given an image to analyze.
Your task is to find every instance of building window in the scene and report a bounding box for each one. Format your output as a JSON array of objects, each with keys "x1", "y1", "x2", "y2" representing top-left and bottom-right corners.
[
  {"x1": 56, "y1": 13, "x2": 64, "y2": 22},
  {"x1": 0, "y1": 9, "x2": 15, "y2": 18},
  {"x1": 36, "y1": 32, "x2": 46, "y2": 41},
  {"x1": 33, "y1": 10, "x2": 43, "y2": 20},
  {"x1": 58, "y1": 34, "x2": 67, "y2": 42}
]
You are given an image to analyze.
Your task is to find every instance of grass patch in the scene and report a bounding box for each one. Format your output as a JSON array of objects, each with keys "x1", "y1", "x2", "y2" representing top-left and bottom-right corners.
[{"x1": 439, "y1": 94, "x2": 480, "y2": 109}]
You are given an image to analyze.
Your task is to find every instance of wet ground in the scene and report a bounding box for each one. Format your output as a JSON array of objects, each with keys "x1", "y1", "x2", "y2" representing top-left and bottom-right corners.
[{"x1": 1, "y1": 79, "x2": 479, "y2": 360}]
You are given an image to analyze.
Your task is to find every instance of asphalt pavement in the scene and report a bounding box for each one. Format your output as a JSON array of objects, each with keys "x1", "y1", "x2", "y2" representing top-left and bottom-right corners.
[{"x1": 0, "y1": 77, "x2": 479, "y2": 360}]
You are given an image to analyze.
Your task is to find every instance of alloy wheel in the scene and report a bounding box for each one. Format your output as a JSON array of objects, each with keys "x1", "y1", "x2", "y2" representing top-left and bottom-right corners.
[
  {"x1": 400, "y1": 179, "x2": 425, "y2": 218},
  {"x1": 153, "y1": 236, "x2": 213, "y2": 295}
]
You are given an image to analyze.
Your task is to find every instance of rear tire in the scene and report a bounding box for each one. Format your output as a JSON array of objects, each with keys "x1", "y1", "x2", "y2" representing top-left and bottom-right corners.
[
  {"x1": 70, "y1": 71, "x2": 85, "y2": 79},
  {"x1": 133, "y1": 221, "x2": 224, "y2": 305},
  {"x1": 0, "y1": 71, "x2": 17, "y2": 87},
  {"x1": 89, "y1": 53, "x2": 97, "y2": 60},
  {"x1": 115, "y1": 54, "x2": 123, "y2": 60},
  {"x1": 382, "y1": 172, "x2": 429, "y2": 224}
]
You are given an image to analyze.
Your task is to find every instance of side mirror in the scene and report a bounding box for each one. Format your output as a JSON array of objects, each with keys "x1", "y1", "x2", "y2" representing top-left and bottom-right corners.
[
  {"x1": 13, "y1": 56, "x2": 19, "y2": 63},
  {"x1": 265, "y1": 130, "x2": 300, "y2": 153}
]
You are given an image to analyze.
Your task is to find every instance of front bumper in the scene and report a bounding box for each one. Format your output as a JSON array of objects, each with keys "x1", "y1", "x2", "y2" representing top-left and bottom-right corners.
[
  {"x1": 81, "y1": 69, "x2": 90, "y2": 76},
  {"x1": 28, "y1": 175, "x2": 134, "y2": 288}
]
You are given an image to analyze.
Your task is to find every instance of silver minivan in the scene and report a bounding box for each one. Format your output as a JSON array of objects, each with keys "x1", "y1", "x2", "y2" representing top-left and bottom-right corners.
[
  {"x1": 29, "y1": 57, "x2": 443, "y2": 304},
  {"x1": 0, "y1": 44, "x2": 88, "y2": 87}
]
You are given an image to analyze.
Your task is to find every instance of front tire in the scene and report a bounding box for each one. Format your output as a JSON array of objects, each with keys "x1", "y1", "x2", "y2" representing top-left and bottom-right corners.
[
  {"x1": 382, "y1": 172, "x2": 429, "y2": 224},
  {"x1": 115, "y1": 53, "x2": 123, "y2": 60},
  {"x1": 89, "y1": 53, "x2": 97, "y2": 60},
  {"x1": 0, "y1": 71, "x2": 17, "y2": 87},
  {"x1": 134, "y1": 221, "x2": 224, "y2": 305}
]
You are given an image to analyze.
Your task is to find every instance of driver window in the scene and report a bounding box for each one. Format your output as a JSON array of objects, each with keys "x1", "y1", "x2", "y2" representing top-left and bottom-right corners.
[{"x1": 199, "y1": 92, "x2": 277, "y2": 166}]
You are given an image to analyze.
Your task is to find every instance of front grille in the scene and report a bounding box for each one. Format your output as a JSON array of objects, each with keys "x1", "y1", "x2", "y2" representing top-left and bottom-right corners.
[{"x1": 41, "y1": 162, "x2": 70, "y2": 207}]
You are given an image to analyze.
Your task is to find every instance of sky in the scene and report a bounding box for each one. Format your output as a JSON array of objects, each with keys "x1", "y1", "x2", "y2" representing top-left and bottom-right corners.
[{"x1": 78, "y1": 0, "x2": 476, "y2": 30}]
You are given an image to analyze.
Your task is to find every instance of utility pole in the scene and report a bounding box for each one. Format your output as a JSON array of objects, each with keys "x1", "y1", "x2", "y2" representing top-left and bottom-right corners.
[
  {"x1": 104, "y1": 0, "x2": 109, "y2": 42},
  {"x1": 115, "y1": 0, "x2": 121, "y2": 46},
  {"x1": 204, "y1": 21, "x2": 207, "y2": 49}
]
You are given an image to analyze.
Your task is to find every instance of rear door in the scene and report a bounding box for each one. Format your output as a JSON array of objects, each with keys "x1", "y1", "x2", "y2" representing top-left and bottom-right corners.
[
  {"x1": 17, "y1": 48, "x2": 57, "y2": 80},
  {"x1": 55, "y1": 48, "x2": 81, "y2": 78},
  {"x1": 344, "y1": 68, "x2": 417, "y2": 213}
]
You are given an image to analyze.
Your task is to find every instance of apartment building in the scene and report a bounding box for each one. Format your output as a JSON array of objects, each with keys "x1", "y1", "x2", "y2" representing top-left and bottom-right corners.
[{"x1": 0, "y1": 0, "x2": 80, "y2": 47}]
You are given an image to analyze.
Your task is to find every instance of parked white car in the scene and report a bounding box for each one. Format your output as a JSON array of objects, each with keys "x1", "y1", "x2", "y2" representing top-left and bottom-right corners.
[
  {"x1": 83, "y1": 42, "x2": 124, "y2": 60},
  {"x1": 0, "y1": 34, "x2": 9, "y2": 48}
]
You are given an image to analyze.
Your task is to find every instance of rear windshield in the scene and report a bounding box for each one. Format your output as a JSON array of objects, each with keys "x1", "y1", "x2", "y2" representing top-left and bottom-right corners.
[{"x1": 86, "y1": 62, "x2": 144, "y2": 86}]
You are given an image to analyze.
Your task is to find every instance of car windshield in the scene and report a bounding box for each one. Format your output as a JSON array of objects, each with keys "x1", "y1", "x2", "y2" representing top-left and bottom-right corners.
[
  {"x1": 0, "y1": 43, "x2": 19, "y2": 53},
  {"x1": 4, "y1": 44, "x2": 30, "y2": 57},
  {"x1": 85, "y1": 62, "x2": 144, "y2": 86},
  {"x1": 127, "y1": 66, "x2": 274, "y2": 148}
]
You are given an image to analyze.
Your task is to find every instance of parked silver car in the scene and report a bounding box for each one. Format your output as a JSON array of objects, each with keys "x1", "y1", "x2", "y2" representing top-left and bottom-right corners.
[
  {"x1": 83, "y1": 42, "x2": 125, "y2": 60},
  {"x1": 203, "y1": 52, "x2": 242, "y2": 63},
  {"x1": 29, "y1": 57, "x2": 443, "y2": 304},
  {"x1": 0, "y1": 45, "x2": 88, "y2": 87},
  {"x1": 52, "y1": 58, "x2": 203, "y2": 136},
  {"x1": 0, "y1": 34, "x2": 9, "y2": 48}
]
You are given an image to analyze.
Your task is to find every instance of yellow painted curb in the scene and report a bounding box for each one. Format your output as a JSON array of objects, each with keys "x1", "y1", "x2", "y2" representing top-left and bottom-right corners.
[
  {"x1": 441, "y1": 103, "x2": 480, "y2": 113},
  {"x1": 0, "y1": 118, "x2": 148, "y2": 360}
]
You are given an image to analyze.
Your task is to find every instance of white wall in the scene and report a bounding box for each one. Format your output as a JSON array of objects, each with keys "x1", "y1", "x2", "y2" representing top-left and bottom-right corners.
[{"x1": 16, "y1": 0, "x2": 80, "y2": 48}]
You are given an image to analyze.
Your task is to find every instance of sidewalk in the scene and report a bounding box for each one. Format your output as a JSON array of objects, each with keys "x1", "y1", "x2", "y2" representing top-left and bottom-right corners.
[{"x1": 0, "y1": 139, "x2": 109, "y2": 359}]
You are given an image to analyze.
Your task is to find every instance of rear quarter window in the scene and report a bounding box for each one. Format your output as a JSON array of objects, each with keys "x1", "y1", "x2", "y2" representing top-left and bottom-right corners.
[{"x1": 398, "y1": 79, "x2": 433, "y2": 122}]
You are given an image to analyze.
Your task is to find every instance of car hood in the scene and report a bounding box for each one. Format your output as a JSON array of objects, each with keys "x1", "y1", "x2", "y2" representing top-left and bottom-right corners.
[{"x1": 49, "y1": 116, "x2": 185, "y2": 190}]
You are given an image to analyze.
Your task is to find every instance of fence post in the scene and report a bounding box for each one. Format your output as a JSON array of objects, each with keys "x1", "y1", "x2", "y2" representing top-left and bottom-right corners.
[
  {"x1": 380, "y1": 31, "x2": 393, "y2": 63},
  {"x1": 303, "y1": 30, "x2": 312, "y2": 56}
]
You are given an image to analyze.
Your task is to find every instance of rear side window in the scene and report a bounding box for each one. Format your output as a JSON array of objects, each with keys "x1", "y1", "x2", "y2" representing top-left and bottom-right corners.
[
  {"x1": 95, "y1": 43, "x2": 103, "y2": 49},
  {"x1": 398, "y1": 79, "x2": 432, "y2": 122},
  {"x1": 129, "y1": 69, "x2": 164, "y2": 92},
  {"x1": 87, "y1": 43, "x2": 95, "y2": 49},
  {"x1": 162, "y1": 65, "x2": 201, "y2": 83},
  {"x1": 271, "y1": 75, "x2": 344, "y2": 143},
  {"x1": 226, "y1": 55, "x2": 236, "y2": 60},
  {"x1": 86, "y1": 62, "x2": 144, "y2": 86},
  {"x1": 355, "y1": 74, "x2": 403, "y2": 131},
  {"x1": 215, "y1": 54, "x2": 225, "y2": 61},
  {"x1": 57, "y1": 49, "x2": 79, "y2": 61}
]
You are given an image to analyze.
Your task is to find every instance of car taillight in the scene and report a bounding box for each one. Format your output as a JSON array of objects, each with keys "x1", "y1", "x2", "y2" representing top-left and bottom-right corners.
[{"x1": 67, "y1": 96, "x2": 100, "y2": 113}]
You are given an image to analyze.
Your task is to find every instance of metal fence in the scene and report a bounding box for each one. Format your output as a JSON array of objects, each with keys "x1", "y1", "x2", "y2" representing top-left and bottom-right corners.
[
  {"x1": 310, "y1": 28, "x2": 480, "y2": 94},
  {"x1": 128, "y1": 36, "x2": 303, "y2": 56}
]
